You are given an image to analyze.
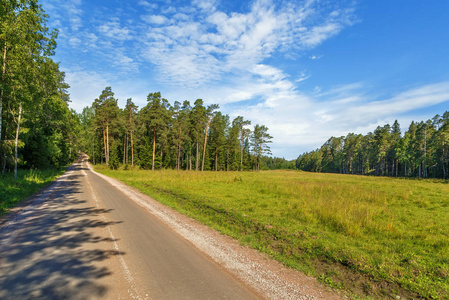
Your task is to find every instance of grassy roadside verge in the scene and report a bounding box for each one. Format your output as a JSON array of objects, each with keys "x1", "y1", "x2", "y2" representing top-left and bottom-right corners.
[
  {"x1": 95, "y1": 166, "x2": 449, "y2": 299},
  {"x1": 0, "y1": 169, "x2": 67, "y2": 216}
]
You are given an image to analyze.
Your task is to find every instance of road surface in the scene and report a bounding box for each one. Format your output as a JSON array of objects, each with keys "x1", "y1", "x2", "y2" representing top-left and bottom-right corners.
[
  {"x1": 0, "y1": 156, "x2": 261, "y2": 299},
  {"x1": 0, "y1": 156, "x2": 341, "y2": 300}
]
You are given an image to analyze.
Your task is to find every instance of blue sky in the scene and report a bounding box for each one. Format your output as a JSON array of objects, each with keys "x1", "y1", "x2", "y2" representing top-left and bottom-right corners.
[{"x1": 40, "y1": 0, "x2": 449, "y2": 160}]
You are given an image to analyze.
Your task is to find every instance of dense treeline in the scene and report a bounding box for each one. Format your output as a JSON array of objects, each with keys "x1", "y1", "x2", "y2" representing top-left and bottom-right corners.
[
  {"x1": 296, "y1": 113, "x2": 449, "y2": 178},
  {"x1": 259, "y1": 156, "x2": 296, "y2": 170},
  {"x1": 0, "y1": 0, "x2": 78, "y2": 179},
  {"x1": 79, "y1": 88, "x2": 273, "y2": 171}
]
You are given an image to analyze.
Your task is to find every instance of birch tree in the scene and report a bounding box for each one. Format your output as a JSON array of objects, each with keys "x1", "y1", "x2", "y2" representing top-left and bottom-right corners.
[{"x1": 2, "y1": 0, "x2": 59, "y2": 177}]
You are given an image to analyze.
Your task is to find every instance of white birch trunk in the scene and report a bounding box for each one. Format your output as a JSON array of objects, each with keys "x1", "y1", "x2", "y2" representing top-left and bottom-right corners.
[{"x1": 14, "y1": 102, "x2": 22, "y2": 180}]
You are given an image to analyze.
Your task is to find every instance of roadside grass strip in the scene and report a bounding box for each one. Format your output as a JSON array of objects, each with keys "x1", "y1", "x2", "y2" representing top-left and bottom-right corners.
[
  {"x1": 0, "y1": 169, "x2": 66, "y2": 215},
  {"x1": 95, "y1": 166, "x2": 449, "y2": 299}
]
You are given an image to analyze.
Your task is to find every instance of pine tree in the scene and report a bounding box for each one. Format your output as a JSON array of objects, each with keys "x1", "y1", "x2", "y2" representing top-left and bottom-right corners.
[
  {"x1": 124, "y1": 98, "x2": 138, "y2": 167},
  {"x1": 190, "y1": 99, "x2": 206, "y2": 171},
  {"x1": 209, "y1": 112, "x2": 228, "y2": 171},
  {"x1": 141, "y1": 92, "x2": 170, "y2": 170},
  {"x1": 251, "y1": 124, "x2": 272, "y2": 171},
  {"x1": 93, "y1": 87, "x2": 119, "y2": 165},
  {"x1": 201, "y1": 104, "x2": 219, "y2": 171}
]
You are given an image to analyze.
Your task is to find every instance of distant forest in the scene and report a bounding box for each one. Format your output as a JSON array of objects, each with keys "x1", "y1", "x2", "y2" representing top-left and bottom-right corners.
[
  {"x1": 79, "y1": 88, "x2": 273, "y2": 172},
  {"x1": 296, "y1": 112, "x2": 449, "y2": 179}
]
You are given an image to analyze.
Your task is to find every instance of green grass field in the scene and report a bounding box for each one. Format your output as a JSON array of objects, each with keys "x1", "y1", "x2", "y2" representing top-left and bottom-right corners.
[
  {"x1": 0, "y1": 169, "x2": 66, "y2": 216},
  {"x1": 95, "y1": 166, "x2": 449, "y2": 299}
]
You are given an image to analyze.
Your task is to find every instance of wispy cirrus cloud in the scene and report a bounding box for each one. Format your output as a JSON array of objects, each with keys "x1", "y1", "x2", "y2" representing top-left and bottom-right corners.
[
  {"x1": 98, "y1": 21, "x2": 134, "y2": 41},
  {"x1": 138, "y1": 0, "x2": 355, "y2": 89},
  {"x1": 345, "y1": 82, "x2": 449, "y2": 121},
  {"x1": 45, "y1": 0, "x2": 355, "y2": 93},
  {"x1": 43, "y1": 0, "x2": 83, "y2": 33}
]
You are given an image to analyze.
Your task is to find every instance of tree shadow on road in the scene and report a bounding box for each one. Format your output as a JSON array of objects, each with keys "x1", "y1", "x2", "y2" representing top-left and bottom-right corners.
[{"x1": 0, "y1": 165, "x2": 125, "y2": 299}]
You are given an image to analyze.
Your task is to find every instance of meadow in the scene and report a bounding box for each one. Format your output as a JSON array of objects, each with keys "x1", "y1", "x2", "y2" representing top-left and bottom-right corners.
[
  {"x1": 95, "y1": 166, "x2": 449, "y2": 299},
  {"x1": 0, "y1": 169, "x2": 66, "y2": 216}
]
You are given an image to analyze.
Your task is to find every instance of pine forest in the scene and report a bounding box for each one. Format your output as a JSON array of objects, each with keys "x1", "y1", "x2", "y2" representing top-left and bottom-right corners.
[
  {"x1": 79, "y1": 88, "x2": 273, "y2": 172},
  {"x1": 296, "y1": 115, "x2": 449, "y2": 179}
]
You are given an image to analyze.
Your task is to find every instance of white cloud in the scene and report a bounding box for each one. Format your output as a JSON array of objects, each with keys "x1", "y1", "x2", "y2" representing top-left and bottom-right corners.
[
  {"x1": 253, "y1": 64, "x2": 287, "y2": 81},
  {"x1": 68, "y1": 37, "x2": 81, "y2": 47},
  {"x1": 144, "y1": 15, "x2": 170, "y2": 25},
  {"x1": 84, "y1": 32, "x2": 98, "y2": 46},
  {"x1": 64, "y1": 69, "x2": 110, "y2": 112},
  {"x1": 309, "y1": 54, "x2": 322, "y2": 60},
  {"x1": 98, "y1": 21, "x2": 133, "y2": 41},
  {"x1": 173, "y1": 13, "x2": 190, "y2": 21},
  {"x1": 295, "y1": 72, "x2": 310, "y2": 83},
  {"x1": 192, "y1": 0, "x2": 217, "y2": 12},
  {"x1": 346, "y1": 82, "x2": 449, "y2": 119},
  {"x1": 299, "y1": 23, "x2": 341, "y2": 48},
  {"x1": 138, "y1": 0, "x2": 158, "y2": 10},
  {"x1": 42, "y1": 0, "x2": 83, "y2": 32}
]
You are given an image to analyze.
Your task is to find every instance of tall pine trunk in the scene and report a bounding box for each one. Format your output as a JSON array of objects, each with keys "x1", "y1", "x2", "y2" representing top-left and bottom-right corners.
[
  {"x1": 202, "y1": 122, "x2": 210, "y2": 172},
  {"x1": 176, "y1": 124, "x2": 182, "y2": 171},
  {"x1": 196, "y1": 142, "x2": 199, "y2": 171},
  {"x1": 152, "y1": 129, "x2": 156, "y2": 171},
  {"x1": 92, "y1": 134, "x2": 95, "y2": 165},
  {"x1": 126, "y1": 133, "x2": 129, "y2": 164},
  {"x1": 443, "y1": 147, "x2": 447, "y2": 179},
  {"x1": 177, "y1": 141, "x2": 181, "y2": 170},
  {"x1": 160, "y1": 148, "x2": 163, "y2": 170},
  {"x1": 129, "y1": 112, "x2": 134, "y2": 167},
  {"x1": 395, "y1": 159, "x2": 398, "y2": 177},
  {"x1": 106, "y1": 121, "x2": 109, "y2": 165},
  {"x1": 123, "y1": 133, "x2": 126, "y2": 165},
  {"x1": 103, "y1": 128, "x2": 106, "y2": 164},
  {"x1": 131, "y1": 129, "x2": 134, "y2": 167},
  {"x1": 189, "y1": 147, "x2": 192, "y2": 170}
]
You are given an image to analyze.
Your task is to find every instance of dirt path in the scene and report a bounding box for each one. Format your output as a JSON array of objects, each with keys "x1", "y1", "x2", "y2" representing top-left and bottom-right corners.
[{"x1": 0, "y1": 156, "x2": 342, "y2": 299}]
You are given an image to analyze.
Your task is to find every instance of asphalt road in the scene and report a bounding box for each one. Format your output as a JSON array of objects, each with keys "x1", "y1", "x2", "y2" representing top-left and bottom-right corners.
[{"x1": 0, "y1": 157, "x2": 261, "y2": 299}]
